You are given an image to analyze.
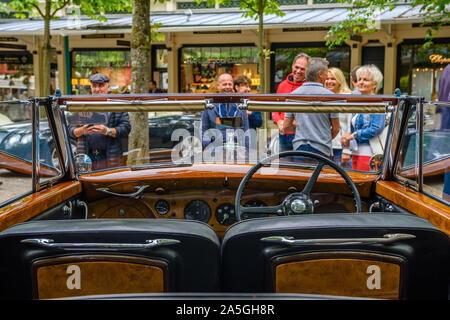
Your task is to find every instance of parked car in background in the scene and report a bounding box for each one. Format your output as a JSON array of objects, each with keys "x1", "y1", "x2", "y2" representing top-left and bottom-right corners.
[{"x1": 0, "y1": 110, "x2": 199, "y2": 175}]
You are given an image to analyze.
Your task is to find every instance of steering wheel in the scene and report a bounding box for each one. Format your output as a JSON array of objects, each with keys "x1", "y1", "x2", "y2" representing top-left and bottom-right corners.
[{"x1": 234, "y1": 151, "x2": 362, "y2": 222}]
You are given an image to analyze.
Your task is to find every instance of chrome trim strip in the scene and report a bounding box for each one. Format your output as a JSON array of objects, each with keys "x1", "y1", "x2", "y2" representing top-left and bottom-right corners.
[
  {"x1": 261, "y1": 233, "x2": 416, "y2": 246},
  {"x1": 20, "y1": 238, "x2": 180, "y2": 250},
  {"x1": 417, "y1": 99, "x2": 424, "y2": 192},
  {"x1": 96, "y1": 185, "x2": 150, "y2": 199},
  {"x1": 32, "y1": 99, "x2": 40, "y2": 192}
]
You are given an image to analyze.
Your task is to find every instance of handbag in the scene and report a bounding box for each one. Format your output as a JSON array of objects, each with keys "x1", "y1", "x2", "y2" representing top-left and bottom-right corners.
[{"x1": 369, "y1": 124, "x2": 388, "y2": 155}]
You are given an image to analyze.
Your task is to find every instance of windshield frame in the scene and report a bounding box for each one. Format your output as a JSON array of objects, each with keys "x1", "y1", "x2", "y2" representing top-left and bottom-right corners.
[{"x1": 54, "y1": 93, "x2": 399, "y2": 178}]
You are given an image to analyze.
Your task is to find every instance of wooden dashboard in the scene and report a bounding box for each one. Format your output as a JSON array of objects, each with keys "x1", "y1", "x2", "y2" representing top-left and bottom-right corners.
[{"x1": 79, "y1": 164, "x2": 376, "y2": 236}]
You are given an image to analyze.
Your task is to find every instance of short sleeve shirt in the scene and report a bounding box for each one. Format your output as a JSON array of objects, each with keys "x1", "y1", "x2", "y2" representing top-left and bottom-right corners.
[{"x1": 285, "y1": 82, "x2": 338, "y2": 156}]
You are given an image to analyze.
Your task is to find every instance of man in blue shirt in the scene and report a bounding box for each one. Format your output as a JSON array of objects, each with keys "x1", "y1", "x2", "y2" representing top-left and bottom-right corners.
[
  {"x1": 201, "y1": 73, "x2": 249, "y2": 149},
  {"x1": 283, "y1": 58, "x2": 340, "y2": 158}
]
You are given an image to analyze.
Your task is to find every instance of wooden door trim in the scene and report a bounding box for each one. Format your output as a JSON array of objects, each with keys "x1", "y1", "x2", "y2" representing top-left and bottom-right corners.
[
  {"x1": 375, "y1": 181, "x2": 450, "y2": 234},
  {"x1": 0, "y1": 181, "x2": 82, "y2": 232}
]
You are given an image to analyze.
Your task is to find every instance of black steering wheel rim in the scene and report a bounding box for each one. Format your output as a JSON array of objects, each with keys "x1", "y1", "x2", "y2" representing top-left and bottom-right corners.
[{"x1": 234, "y1": 151, "x2": 362, "y2": 221}]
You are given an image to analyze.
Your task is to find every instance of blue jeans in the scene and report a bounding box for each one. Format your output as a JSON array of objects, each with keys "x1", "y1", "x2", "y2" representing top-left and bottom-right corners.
[
  {"x1": 297, "y1": 144, "x2": 329, "y2": 158},
  {"x1": 294, "y1": 144, "x2": 330, "y2": 163},
  {"x1": 279, "y1": 134, "x2": 294, "y2": 152}
]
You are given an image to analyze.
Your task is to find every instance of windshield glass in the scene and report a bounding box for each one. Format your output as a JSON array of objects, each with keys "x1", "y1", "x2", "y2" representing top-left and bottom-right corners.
[{"x1": 63, "y1": 99, "x2": 390, "y2": 175}]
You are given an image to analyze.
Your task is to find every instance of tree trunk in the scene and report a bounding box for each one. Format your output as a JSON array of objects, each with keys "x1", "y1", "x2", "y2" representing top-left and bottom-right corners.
[
  {"x1": 42, "y1": 0, "x2": 51, "y2": 97},
  {"x1": 127, "y1": 0, "x2": 150, "y2": 166},
  {"x1": 258, "y1": 0, "x2": 266, "y2": 93}
]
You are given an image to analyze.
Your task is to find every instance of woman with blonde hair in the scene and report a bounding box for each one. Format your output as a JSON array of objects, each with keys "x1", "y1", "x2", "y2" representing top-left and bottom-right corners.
[
  {"x1": 341, "y1": 64, "x2": 386, "y2": 171},
  {"x1": 325, "y1": 67, "x2": 353, "y2": 167}
]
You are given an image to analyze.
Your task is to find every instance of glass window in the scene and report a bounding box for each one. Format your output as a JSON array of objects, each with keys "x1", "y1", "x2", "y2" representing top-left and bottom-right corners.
[
  {"x1": 71, "y1": 49, "x2": 131, "y2": 95},
  {"x1": 180, "y1": 45, "x2": 260, "y2": 93},
  {"x1": 362, "y1": 45, "x2": 384, "y2": 93},
  {"x1": 155, "y1": 48, "x2": 168, "y2": 69},
  {"x1": 0, "y1": 51, "x2": 34, "y2": 101},
  {"x1": 397, "y1": 41, "x2": 449, "y2": 101},
  {"x1": 422, "y1": 103, "x2": 449, "y2": 202},
  {"x1": 395, "y1": 104, "x2": 420, "y2": 187},
  {"x1": 272, "y1": 44, "x2": 350, "y2": 93},
  {"x1": 38, "y1": 105, "x2": 64, "y2": 184},
  {"x1": 152, "y1": 47, "x2": 168, "y2": 92},
  {"x1": 395, "y1": 103, "x2": 450, "y2": 203},
  {"x1": 0, "y1": 101, "x2": 33, "y2": 204}
]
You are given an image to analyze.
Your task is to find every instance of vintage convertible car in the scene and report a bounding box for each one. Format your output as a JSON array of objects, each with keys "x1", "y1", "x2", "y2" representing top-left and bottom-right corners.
[{"x1": 0, "y1": 93, "x2": 448, "y2": 300}]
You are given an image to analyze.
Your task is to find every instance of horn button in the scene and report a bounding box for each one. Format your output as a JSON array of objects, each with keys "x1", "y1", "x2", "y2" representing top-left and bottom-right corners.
[{"x1": 283, "y1": 193, "x2": 314, "y2": 215}]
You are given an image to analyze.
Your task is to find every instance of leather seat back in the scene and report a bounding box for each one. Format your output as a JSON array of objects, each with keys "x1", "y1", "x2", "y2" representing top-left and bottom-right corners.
[
  {"x1": 0, "y1": 219, "x2": 220, "y2": 299},
  {"x1": 221, "y1": 213, "x2": 449, "y2": 299}
]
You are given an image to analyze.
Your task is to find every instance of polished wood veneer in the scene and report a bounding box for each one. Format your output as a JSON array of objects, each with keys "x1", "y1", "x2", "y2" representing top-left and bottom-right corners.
[
  {"x1": 376, "y1": 180, "x2": 450, "y2": 234},
  {"x1": 78, "y1": 163, "x2": 376, "y2": 199},
  {"x1": 0, "y1": 181, "x2": 82, "y2": 232},
  {"x1": 79, "y1": 164, "x2": 373, "y2": 236}
]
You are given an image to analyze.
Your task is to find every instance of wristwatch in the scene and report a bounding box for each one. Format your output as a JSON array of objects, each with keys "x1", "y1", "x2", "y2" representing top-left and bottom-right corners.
[{"x1": 105, "y1": 127, "x2": 112, "y2": 136}]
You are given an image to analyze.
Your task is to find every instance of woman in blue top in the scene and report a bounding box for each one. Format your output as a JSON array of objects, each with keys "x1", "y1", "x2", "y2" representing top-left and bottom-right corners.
[{"x1": 341, "y1": 65, "x2": 386, "y2": 171}]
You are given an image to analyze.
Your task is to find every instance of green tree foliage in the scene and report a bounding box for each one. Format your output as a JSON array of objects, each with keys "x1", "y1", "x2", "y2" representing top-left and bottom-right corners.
[
  {"x1": 3, "y1": 0, "x2": 132, "y2": 96},
  {"x1": 325, "y1": 0, "x2": 449, "y2": 49}
]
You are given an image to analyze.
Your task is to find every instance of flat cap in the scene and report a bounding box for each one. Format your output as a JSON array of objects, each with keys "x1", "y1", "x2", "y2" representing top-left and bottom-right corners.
[{"x1": 89, "y1": 73, "x2": 109, "y2": 83}]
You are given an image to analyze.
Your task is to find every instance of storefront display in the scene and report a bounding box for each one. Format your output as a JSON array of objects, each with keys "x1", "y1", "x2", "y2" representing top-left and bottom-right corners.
[
  {"x1": 71, "y1": 49, "x2": 131, "y2": 95},
  {"x1": 0, "y1": 51, "x2": 34, "y2": 101},
  {"x1": 397, "y1": 40, "x2": 449, "y2": 101},
  {"x1": 271, "y1": 44, "x2": 350, "y2": 93},
  {"x1": 180, "y1": 45, "x2": 260, "y2": 93},
  {"x1": 152, "y1": 46, "x2": 168, "y2": 92}
]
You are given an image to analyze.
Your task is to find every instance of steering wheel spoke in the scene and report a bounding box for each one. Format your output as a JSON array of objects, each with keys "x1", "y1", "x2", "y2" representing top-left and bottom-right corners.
[{"x1": 302, "y1": 162, "x2": 325, "y2": 196}]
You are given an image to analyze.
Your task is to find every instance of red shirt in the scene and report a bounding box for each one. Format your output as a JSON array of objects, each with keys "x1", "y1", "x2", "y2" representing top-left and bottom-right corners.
[{"x1": 272, "y1": 73, "x2": 306, "y2": 135}]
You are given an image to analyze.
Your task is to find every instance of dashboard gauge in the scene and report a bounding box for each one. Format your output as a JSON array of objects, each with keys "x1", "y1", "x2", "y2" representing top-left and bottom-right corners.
[
  {"x1": 184, "y1": 200, "x2": 211, "y2": 223},
  {"x1": 155, "y1": 199, "x2": 170, "y2": 215},
  {"x1": 215, "y1": 203, "x2": 236, "y2": 226},
  {"x1": 243, "y1": 200, "x2": 268, "y2": 220}
]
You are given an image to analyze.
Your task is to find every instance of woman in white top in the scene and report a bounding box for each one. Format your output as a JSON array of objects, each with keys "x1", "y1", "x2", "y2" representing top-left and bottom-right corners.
[
  {"x1": 341, "y1": 65, "x2": 386, "y2": 171},
  {"x1": 325, "y1": 67, "x2": 353, "y2": 167}
]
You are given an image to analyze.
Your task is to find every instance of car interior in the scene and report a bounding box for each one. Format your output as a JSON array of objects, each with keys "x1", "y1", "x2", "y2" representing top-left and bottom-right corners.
[{"x1": 0, "y1": 94, "x2": 448, "y2": 300}]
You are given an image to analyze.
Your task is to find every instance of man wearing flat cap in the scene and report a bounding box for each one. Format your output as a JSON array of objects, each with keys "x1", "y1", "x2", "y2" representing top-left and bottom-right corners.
[
  {"x1": 88, "y1": 73, "x2": 110, "y2": 94},
  {"x1": 69, "y1": 73, "x2": 131, "y2": 170}
]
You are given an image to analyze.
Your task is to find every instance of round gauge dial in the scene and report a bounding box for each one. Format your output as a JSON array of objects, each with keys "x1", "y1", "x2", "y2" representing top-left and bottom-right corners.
[
  {"x1": 155, "y1": 199, "x2": 170, "y2": 215},
  {"x1": 215, "y1": 203, "x2": 236, "y2": 226},
  {"x1": 184, "y1": 200, "x2": 211, "y2": 223},
  {"x1": 243, "y1": 200, "x2": 268, "y2": 220}
]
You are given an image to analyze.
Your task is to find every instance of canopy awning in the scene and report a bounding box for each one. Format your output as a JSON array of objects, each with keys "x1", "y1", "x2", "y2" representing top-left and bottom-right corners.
[{"x1": 0, "y1": 4, "x2": 441, "y2": 36}]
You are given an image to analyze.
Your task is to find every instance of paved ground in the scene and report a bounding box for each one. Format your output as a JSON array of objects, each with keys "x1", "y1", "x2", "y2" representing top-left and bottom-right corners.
[{"x1": 0, "y1": 168, "x2": 32, "y2": 204}]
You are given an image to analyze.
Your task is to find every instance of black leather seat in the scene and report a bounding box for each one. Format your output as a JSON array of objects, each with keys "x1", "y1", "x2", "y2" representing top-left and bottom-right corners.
[
  {"x1": 221, "y1": 213, "x2": 449, "y2": 299},
  {"x1": 0, "y1": 219, "x2": 220, "y2": 299}
]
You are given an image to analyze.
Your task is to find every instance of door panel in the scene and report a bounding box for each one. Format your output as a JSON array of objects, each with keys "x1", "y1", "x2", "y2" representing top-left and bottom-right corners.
[
  {"x1": 0, "y1": 181, "x2": 82, "y2": 232},
  {"x1": 376, "y1": 180, "x2": 450, "y2": 234}
]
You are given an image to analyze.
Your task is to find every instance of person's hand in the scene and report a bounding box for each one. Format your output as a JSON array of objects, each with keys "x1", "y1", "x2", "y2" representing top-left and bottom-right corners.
[
  {"x1": 341, "y1": 153, "x2": 350, "y2": 165},
  {"x1": 277, "y1": 119, "x2": 284, "y2": 132},
  {"x1": 74, "y1": 124, "x2": 95, "y2": 137},
  {"x1": 341, "y1": 132, "x2": 353, "y2": 147},
  {"x1": 89, "y1": 124, "x2": 108, "y2": 135}
]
